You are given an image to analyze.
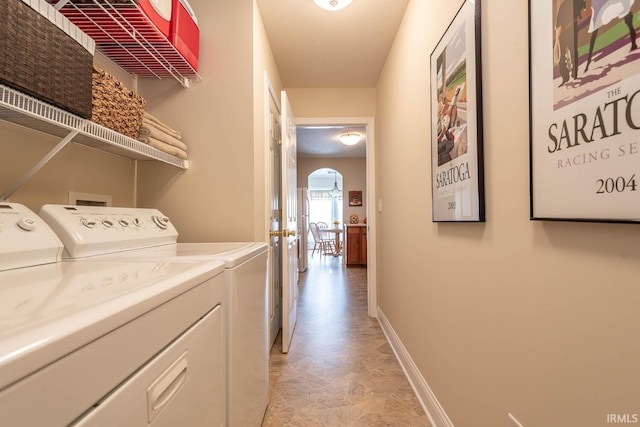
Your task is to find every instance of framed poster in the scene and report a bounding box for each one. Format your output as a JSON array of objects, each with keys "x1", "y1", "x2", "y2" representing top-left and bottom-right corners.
[
  {"x1": 530, "y1": 1, "x2": 640, "y2": 222},
  {"x1": 430, "y1": 0, "x2": 485, "y2": 222}
]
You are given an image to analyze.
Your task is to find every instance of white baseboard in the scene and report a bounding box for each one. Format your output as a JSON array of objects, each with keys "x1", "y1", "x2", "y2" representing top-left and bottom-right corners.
[{"x1": 377, "y1": 307, "x2": 454, "y2": 427}]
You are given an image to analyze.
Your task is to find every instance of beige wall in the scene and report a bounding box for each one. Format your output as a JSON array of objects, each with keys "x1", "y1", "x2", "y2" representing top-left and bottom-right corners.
[
  {"x1": 136, "y1": 0, "x2": 266, "y2": 243},
  {"x1": 376, "y1": 1, "x2": 640, "y2": 426},
  {"x1": 0, "y1": 123, "x2": 136, "y2": 211},
  {"x1": 0, "y1": 53, "x2": 137, "y2": 211},
  {"x1": 253, "y1": 0, "x2": 283, "y2": 242},
  {"x1": 298, "y1": 157, "x2": 367, "y2": 223},
  {"x1": 286, "y1": 88, "x2": 376, "y2": 118}
]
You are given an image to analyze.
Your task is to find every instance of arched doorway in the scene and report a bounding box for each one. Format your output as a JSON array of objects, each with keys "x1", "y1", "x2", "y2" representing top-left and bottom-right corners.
[{"x1": 308, "y1": 168, "x2": 343, "y2": 228}]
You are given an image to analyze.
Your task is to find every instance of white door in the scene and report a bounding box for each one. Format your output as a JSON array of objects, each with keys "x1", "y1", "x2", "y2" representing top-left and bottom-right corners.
[
  {"x1": 268, "y1": 92, "x2": 282, "y2": 349},
  {"x1": 281, "y1": 91, "x2": 298, "y2": 353}
]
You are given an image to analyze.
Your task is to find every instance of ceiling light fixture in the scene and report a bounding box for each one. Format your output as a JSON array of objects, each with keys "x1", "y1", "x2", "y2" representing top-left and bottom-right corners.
[
  {"x1": 313, "y1": 0, "x2": 353, "y2": 11},
  {"x1": 338, "y1": 133, "x2": 362, "y2": 146}
]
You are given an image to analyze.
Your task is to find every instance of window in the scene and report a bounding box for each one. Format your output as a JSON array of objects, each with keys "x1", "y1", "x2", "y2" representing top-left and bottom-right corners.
[{"x1": 309, "y1": 190, "x2": 343, "y2": 226}]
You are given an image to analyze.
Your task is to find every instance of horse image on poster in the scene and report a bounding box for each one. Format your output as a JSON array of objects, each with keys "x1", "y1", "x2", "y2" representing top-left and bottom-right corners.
[
  {"x1": 435, "y1": 25, "x2": 469, "y2": 167},
  {"x1": 552, "y1": 0, "x2": 640, "y2": 110}
]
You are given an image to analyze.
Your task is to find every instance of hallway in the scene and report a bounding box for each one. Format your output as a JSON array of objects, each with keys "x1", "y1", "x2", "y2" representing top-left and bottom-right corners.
[{"x1": 262, "y1": 253, "x2": 430, "y2": 426}]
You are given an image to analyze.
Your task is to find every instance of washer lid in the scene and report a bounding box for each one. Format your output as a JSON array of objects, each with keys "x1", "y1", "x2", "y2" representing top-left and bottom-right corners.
[
  {"x1": 174, "y1": 242, "x2": 269, "y2": 267},
  {"x1": 0, "y1": 258, "x2": 224, "y2": 390},
  {"x1": 73, "y1": 242, "x2": 269, "y2": 268}
]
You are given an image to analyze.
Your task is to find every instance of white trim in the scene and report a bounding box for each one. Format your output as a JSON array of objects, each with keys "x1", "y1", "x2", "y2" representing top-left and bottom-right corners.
[
  {"x1": 264, "y1": 71, "x2": 281, "y2": 347},
  {"x1": 295, "y1": 116, "x2": 377, "y2": 318},
  {"x1": 377, "y1": 308, "x2": 455, "y2": 427},
  {"x1": 264, "y1": 71, "x2": 275, "y2": 243},
  {"x1": 508, "y1": 413, "x2": 525, "y2": 427},
  {"x1": 267, "y1": 75, "x2": 281, "y2": 115},
  {"x1": 365, "y1": 118, "x2": 376, "y2": 318}
]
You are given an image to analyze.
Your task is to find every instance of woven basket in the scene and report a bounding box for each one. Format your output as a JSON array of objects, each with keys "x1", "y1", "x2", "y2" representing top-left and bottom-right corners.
[
  {"x1": 0, "y1": 0, "x2": 93, "y2": 118},
  {"x1": 91, "y1": 66, "x2": 146, "y2": 139}
]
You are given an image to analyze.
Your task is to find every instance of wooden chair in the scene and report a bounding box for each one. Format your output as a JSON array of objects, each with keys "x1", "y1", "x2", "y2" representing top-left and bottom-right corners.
[
  {"x1": 309, "y1": 222, "x2": 335, "y2": 256},
  {"x1": 317, "y1": 221, "x2": 331, "y2": 240},
  {"x1": 318, "y1": 222, "x2": 340, "y2": 254}
]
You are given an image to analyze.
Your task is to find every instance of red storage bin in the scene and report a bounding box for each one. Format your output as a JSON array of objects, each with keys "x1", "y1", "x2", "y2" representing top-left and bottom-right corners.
[
  {"x1": 138, "y1": 0, "x2": 171, "y2": 38},
  {"x1": 170, "y1": 0, "x2": 199, "y2": 71},
  {"x1": 53, "y1": 1, "x2": 169, "y2": 43}
]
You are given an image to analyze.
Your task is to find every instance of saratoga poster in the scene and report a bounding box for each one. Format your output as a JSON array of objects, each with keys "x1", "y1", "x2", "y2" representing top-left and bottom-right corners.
[
  {"x1": 530, "y1": 0, "x2": 640, "y2": 221},
  {"x1": 430, "y1": 0, "x2": 485, "y2": 222}
]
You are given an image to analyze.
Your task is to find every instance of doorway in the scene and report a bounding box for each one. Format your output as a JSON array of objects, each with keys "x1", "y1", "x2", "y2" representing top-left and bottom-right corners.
[
  {"x1": 295, "y1": 117, "x2": 377, "y2": 318},
  {"x1": 262, "y1": 87, "x2": 377, "y2": 345},
  {"x1": 308, "y1": 168, "x2": 343, "y2": 226},
  {"x1": 305, "y1": 168, "x2": 344, "y2": 260}
]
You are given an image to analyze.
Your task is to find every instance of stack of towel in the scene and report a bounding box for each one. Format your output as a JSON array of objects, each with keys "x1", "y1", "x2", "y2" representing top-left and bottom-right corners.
[{"x1": 138, "y1": 112, "x2": 188, "y2": 160}]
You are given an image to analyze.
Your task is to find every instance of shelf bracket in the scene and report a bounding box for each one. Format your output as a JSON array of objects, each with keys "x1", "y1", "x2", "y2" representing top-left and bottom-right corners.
[
  {"x1": 53, "y1": 0, "x2": 71, "y2": 11},
  {"x1": 1, "y1": 129, "x2": 80, "y2": 201}
]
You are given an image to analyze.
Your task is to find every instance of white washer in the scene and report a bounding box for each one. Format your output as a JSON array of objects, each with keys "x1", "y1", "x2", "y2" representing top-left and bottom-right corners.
[
  {"x1": 0, "y1": 203, "x2": 226, "y2": 426},
  {"x1": 40, "y1": 204, "x2": 270, "y2": 427}
]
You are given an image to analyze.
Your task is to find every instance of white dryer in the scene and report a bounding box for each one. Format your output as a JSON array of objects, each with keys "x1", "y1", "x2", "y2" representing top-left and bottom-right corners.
[
  {"x1": 40, "y1": 204, "x2": 270, "y2": 427},
  {"x1": 0, "y1": 203, "x2": 226, "y2": 426}
]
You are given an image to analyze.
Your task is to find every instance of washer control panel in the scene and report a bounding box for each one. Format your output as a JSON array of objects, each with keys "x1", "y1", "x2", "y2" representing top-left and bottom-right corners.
[
  {"x1": 39, "y1": 205, "x2": 179, "y2": 259},
  {"x1": 0, "y1": 203, "x2": 63, "y2": 271}
]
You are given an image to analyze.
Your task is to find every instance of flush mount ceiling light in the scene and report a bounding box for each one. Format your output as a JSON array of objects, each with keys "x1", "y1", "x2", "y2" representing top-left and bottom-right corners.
[
  {"x1": 338, "y1": 133, "x2": 362, "y2": 146},
  {"x1": 313, "y1": 0, "x2": 353, "y2": 11}
]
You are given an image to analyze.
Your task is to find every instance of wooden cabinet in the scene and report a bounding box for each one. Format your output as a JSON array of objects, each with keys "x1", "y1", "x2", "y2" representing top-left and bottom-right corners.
[{"x1": 345, "y1": 225, "x2": 367, "y2": 266}]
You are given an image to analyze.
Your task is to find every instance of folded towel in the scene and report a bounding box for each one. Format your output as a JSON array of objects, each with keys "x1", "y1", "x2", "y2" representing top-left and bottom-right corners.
[
  {"x1": 139, "y1": 118, "x2": 183, "y2": 141},
  {"x1": 143, "y1": 112, "x2": 182, "y2": 139},
  {"x1": 138, "y1": 123, "x2": 188, "y2": 151},
  {"x1": 144, "y1": 136, "x2": 188, "y2": 160}
]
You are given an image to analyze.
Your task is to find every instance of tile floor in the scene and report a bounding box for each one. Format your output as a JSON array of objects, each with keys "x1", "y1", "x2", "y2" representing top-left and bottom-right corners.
[{"x1": 262, "y1": 252, "x2": 431, "y2": 426}]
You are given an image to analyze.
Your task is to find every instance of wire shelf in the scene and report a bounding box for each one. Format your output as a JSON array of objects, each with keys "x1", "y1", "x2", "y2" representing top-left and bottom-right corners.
[
  {"x1": 51, "y1": 0, "x2": 201, "y2": 87},
  {"x1": 0, "y1": 84, "x2": 190, "y2": 169}
]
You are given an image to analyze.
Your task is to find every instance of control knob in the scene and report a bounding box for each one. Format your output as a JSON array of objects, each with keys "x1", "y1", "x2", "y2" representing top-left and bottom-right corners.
[
  {"x1": 17, "y1": 217, "x2": 36, "y2": 232},
  {"x1": 81, "y1": 218, "x2": 96, "y2": 228},
  {"x1": 152, "y1": 215, "x2": 170, "y2": 230}
]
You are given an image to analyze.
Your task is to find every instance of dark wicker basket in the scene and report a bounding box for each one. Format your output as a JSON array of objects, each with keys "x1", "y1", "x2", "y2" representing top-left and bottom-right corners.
[
  {"x1": 91, "y1": 66, "x2": 146, "y2": 139},
  {"x1": 0, "y1": 0, "x2": 93, "y2": 118}
]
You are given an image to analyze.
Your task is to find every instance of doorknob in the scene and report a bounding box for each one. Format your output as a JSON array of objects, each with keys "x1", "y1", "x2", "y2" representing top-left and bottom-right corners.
[{"x1": 271, "y1": 229, "x2": 296, "y2": 237}]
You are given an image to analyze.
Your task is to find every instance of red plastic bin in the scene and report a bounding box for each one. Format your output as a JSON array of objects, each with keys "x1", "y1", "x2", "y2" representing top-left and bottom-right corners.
[
  {"x1": 139, "y1": 0, "x2": 172, "y2": 38},
  {"x1": 170, "y1": 0, "x2": 199, "y2": 71}
]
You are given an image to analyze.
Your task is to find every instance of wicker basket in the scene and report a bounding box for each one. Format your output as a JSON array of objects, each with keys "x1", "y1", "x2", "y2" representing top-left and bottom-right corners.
[
  {"x1": 0, "y1": 0, "x2": 93, "y2": 118},
  {"x1": 91, "y1": 66, "x2": 146, "y2": 139}
]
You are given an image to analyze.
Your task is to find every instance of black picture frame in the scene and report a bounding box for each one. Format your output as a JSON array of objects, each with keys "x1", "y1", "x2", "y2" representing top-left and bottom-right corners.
[
  {"x1": 530, "y1": 0, "x2": 640, "y2": 222},
  {"x1": 430, "y1": 0, "x2": 485, "y2": 222}
]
